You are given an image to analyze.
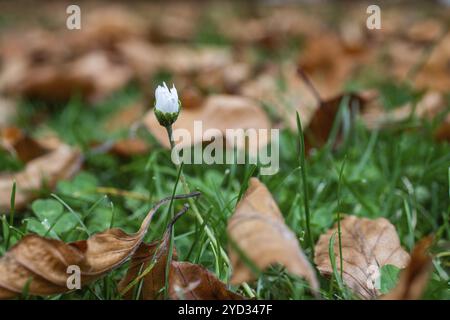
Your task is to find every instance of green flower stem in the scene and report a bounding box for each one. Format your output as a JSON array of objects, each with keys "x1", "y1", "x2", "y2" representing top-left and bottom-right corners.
[{"x1": 165, "y1": 126, "x2": 231, "y2": 268}]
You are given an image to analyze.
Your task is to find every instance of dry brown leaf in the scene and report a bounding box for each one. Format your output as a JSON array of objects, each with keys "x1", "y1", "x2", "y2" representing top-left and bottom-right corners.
[
  {"x1": 149, "y1": 3, "x2": 199, "y2": 42},
  {"x1": 111, "y1": 138, "x2": 150, "y2": 157},
  {"x1": 415, "y1": 33, "x2": 450, "y2": 92},
  {"x1": 118, "y1": 208, "x2": 181, "y2": 300},
  {"x1": 407, "y1": 20, "x2": 444, "y2": 43},
  {"x1": 298, "y1": 34, "x2": 368, "y2": 99},
  {"x1": 104, "y1": 101, "x2": 145, "y2": 133},
  {"x1": 162, "y1": 46, "x2": 232, "y2": 75},
  {"x1": 144, "y1": 94, "x2": 271, "y2": 151},
  {"x1": 434, "y1": 114, "x2": 450, "y2": 142},
  {"x1": 169, "y1": 261, "x2": 245, "y2": 300},
  {"x1": 8, "y1": 50, "x2": 132, "y2": 103},
  {"x1": 0, "y1": 143, "x2": 82, "y2": 212},
  {"x1": 1, "y1": 127, "x2": 49, "y2": 163},
  {"x1": 66, "y1": 6, "x2": 148, "y2": 53},
  {"x1": 116, "y1": 40, "x2": 162, "y2": 79},
  {"x1": 13, "y1": 64, "x2": 95, "y2": 102},
  {"x1": 304, "y1": 92, "x2": 368, "y2": 152},
  {"x1": 227, "y1": 178, "x2": 319, "y2": 292},
  {"x1": 241, "y1": 63, "x2": 318, "y2": 129},
  {"x1": 361, "y1": 91, "x2": 446, "y2": 131},
  {"x1": 0, "y1": 192, "x2": 200, "y2": 299},
  {"x1": 68, "y1": 51, "x2": 133, "y2": 102},
  {"x1": 118, "y1": 242, "x2": 169, "y2": 300},
  {"x1": 314, "y1": 215, "x2": 410, "y2": 299},
  {"x1": 119, "y1": 207, "x2": 244, "y2": 300},
  {"x1": 382, "y1": 236, "x2": 433, "y2": 300}
]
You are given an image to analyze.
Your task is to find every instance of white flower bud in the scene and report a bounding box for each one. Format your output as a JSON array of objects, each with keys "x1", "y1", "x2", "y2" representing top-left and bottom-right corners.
[{"x1": 154, "y1": 82, "x2": 181, "y2": 127}]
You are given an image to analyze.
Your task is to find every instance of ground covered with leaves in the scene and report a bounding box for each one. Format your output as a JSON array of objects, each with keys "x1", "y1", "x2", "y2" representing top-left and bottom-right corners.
[{"x1": 0, "y1": 1, "x2": 449, "y2": 300}]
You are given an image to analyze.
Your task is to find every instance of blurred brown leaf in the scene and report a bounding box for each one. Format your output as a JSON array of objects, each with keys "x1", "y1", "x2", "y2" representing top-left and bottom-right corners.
[
  {"x1": 111, "y1": 138, "x2": 150, "y2": 157},
  {"x1": 304, "y1": 93, "x2": 367, "y2": 151},
  {"x1": 104, "y1": 101, "x2": 145, "y2": 133},
  {"x1": 382, "y1": 236, "x2": 433, "y2": 300},
  {"x1": 144, "y1": 94, "x2": 271, "y2": 151},
  {"x1": 0, "y1": 192, "x2": 200, "y2": 299},
  {"x1": 0, "y1": 143, "x2": 82, "y2": 212},
  {"x1": 67, "y1": 6, "x2": 148, "y2": 53},
  {"x1": 227, "y1": 178, "x2": 319, "y2": 293},
  {"x1": 314, "y1": 215, "x2": 410, "y2": 299},
  {"x1": 361, "y1": 91, "x2": 450, "y2": 142},
  {"x1": 1, "y1": 127, "x2": 49, "y2": 163},
  {"x1": 415, "y1": 33, "x2": 450, "y2": 92}
]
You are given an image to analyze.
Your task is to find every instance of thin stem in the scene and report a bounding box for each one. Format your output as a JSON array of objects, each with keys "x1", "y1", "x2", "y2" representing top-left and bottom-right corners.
[
  {"x1": 164, "y1": 126, "x2": 231, "y2": 267},
  {"x1": 337, "y1": 157, "x2": 347, "y2": 281},
  {"x1": 297, "y1": 67, "x2": 323, "y2": 105},
  {"x1": 296, "y1": 112, "x2": 314, "y2": 256}
]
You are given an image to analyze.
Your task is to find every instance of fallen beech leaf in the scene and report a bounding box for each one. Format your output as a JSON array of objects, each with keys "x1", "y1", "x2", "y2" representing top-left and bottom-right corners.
[
  {"x1": 1, "y1": 127, "x2": 49, "y2": 163},
  {"x1": 0, "y1": 192, "x2": 200, "y2": 298},
  {"x1": 144, "y1": 94, "x2": 271, "y2": 151},
  {"x1": 304, "y1": 92, "x2": 366, "y2": 151},
  {"x1": 241, "y1": 63, "x2": 318, "y2": 129},
  {"x1": 104, "y1": 101, "x2": 145, "y2": 133},
  {"x1": 111, "y1": 138, "x2": 150, "y2": 157},
  {"x1": 69, "y1": 51, "x2": 133, "y2": 102},
  {"x1": 149, "y1": 3, "x2": 199, "y2": 42},
  {"x1": 414, "y1": 33, "x2": 450, "y2": 92},
  {"x1": 118, "y1": 242, "x2": 169, "y2": 300},
  {"x1": 169, "y1": 261, "x2": 245, "y2": 300},
  {"x1": 298, "y1": 34, "x2": 368, "y2": 99},
  {"x1": 407, "y1": 20, "x2": 443, "y2": 43},
  {"x1": 118, "y1": 207, "x2": 183, "y2": 300},
  {"x1": 227, "y1": 178, "x2": 319, "y2": 292},
  {"x1": 382, "y1": 236, "x2": 433, "y2": 300},
  {"x1": 162, "y1": 46, "x2": 232, "y2": 75},
  {"x1": 0, "y1": 144, "x2": 82, "y2": 212},
  {"x1": 67, "y1": 6, "x2": 148, "y2": 53},
  {"x1": 434, "y1": 114, "x2": 450, "y2": 142},
  {"x1": 314, "y1": 215, "x2": 410, "y2": 299},
  {"x1": 12, "y1": 51, "x2": 132, "y2": 103},
  {"x1": 116, "y1": 40, "x2": 162, "y2": 79},
  {"x1": 361, "y1": 91, "x2": 446, "y2": 131},
  {"x1": 119, "y1": 207, "x2": 244, "y2": 300},
  {"x1": 15, "y1": 64, "x2": 95, "y2": 102}
]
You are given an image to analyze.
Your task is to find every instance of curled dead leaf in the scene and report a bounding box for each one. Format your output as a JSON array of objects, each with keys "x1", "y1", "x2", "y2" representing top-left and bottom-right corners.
[
  {"x1": 314, "y1": 215, "x2": 410, "y2": 299},
  {"x1": 1, "y1": 127, "x2": 49, "y2": 163},
  {"x1": 382, "y1": 236, "x2": 433, "y2": 300},
  {"x1": 0, "y1": 192, "x2": 200, "y2": 299},
  {"x1": 169, "y1": 261, "x2": 244, "y2": 300},
  {"x1": 118, "y1": 206, "x2": 183, "y2": 300},
  {"x1": 119, "y1": 206, "x2": 244, "y2": 300},
  {"x1": 0, "y1": 143, "x2": 82, "y2": 212},
  {"x1": 227, "y1": 178, "x2": 319, "y2": 293}
]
